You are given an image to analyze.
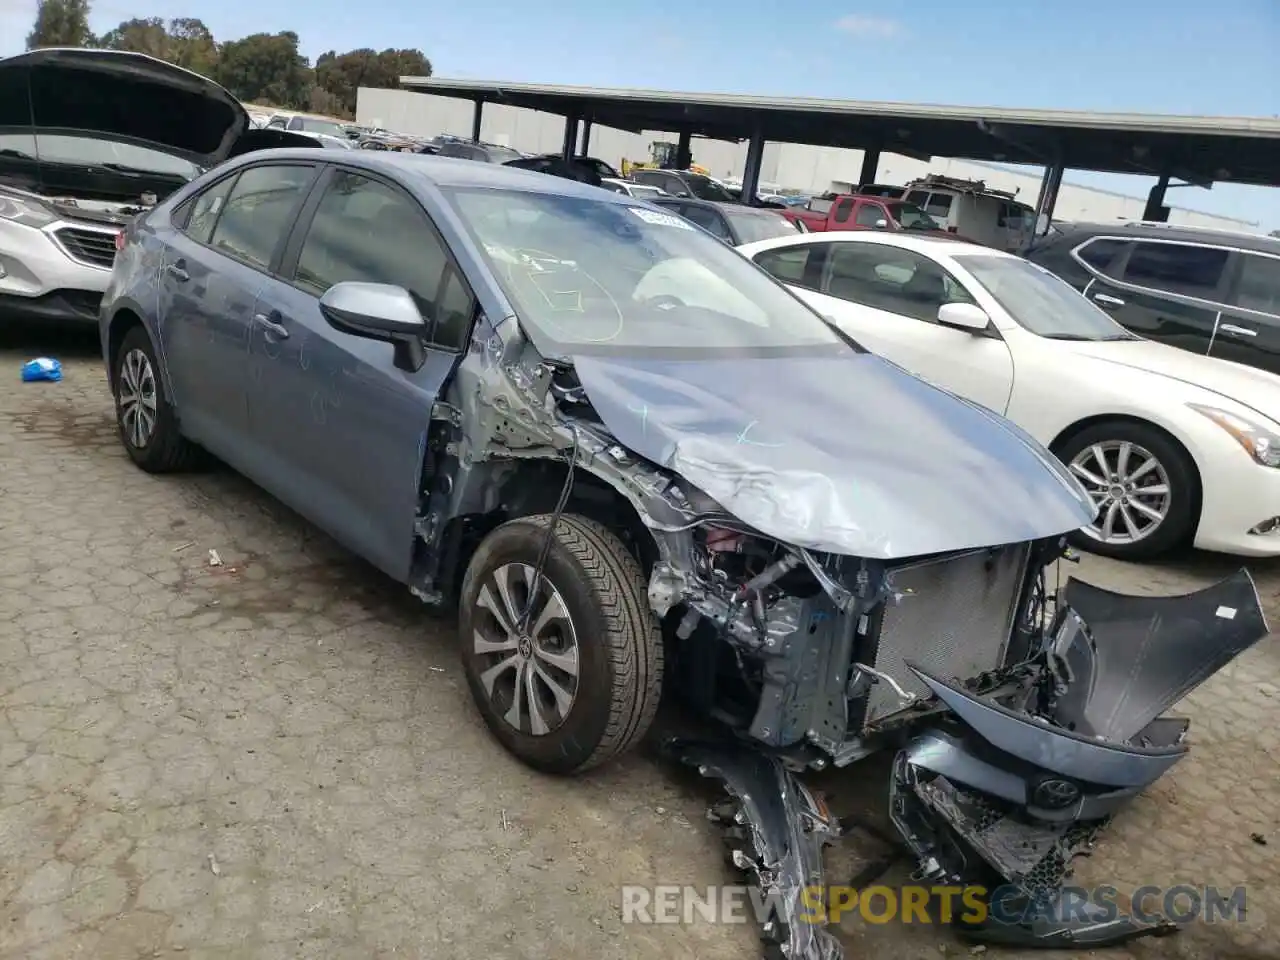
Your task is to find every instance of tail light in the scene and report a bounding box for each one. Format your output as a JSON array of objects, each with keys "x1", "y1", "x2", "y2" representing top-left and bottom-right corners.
[{"x1": 114, "y1": 230, "x2": 126, "y2": 252}]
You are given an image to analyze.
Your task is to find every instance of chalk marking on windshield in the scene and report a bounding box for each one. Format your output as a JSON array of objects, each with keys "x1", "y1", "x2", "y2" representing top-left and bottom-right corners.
[{"x1": 736, "y1": 420, "x2": 785, "y2": 448}]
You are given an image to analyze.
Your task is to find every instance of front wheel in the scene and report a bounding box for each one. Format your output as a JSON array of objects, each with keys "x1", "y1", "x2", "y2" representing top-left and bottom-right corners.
[
  {"x1": 1056, "y1": 421, "x2": 1198, "y2": 561},
  {"x1": 458, "y1": 514, "x2": 664, "y2": 774}
]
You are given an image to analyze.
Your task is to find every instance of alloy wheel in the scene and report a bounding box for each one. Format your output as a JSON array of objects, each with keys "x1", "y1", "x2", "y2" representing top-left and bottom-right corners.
[
  {"x1": 472, "y1": 562, "x2": 580, "y2": 736},
  {"x1": 118, "y1": 348, "x2": 159, "y2": 449},
  {"x1": 1068, "y1": 440, "x2": 1172, "y2": 545}
]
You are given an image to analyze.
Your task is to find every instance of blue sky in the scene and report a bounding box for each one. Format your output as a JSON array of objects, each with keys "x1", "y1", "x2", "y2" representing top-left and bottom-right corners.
[{"x1": 3, "y1": 0, "x2": 1278, "y2": 226}]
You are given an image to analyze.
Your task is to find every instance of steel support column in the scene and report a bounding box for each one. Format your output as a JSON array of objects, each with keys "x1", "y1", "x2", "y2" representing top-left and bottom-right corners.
[
  {"x1": 858, "y1": 147, "x2": 881, "y2": 186},
  {"x1": 561, "y1": 114, "x2": 579, "y2": 160},
  {"x1": 1034, "y1": 159, "x2": 1065, "y2": 227},
  {"x1": 579, "y1": 119, "x2": 592, "y2": 156},
  {"x1": 676, "y1": 131, "x2": 692, "y2": 170},
  {"x1": 470, "y1": 100, "x2": 483, "y2": 143},
  {"x1": 741, "y1": 125, "x2": 765, "y2": 205},
  {"x1": 1143, "y1": 173, "x2": 1171, "y2": 222}
]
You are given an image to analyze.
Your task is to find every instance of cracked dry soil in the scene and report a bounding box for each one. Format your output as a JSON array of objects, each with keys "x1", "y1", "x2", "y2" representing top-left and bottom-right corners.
[{"x1": 1, "y1": 324, "x2": 1277, "y2": 960}]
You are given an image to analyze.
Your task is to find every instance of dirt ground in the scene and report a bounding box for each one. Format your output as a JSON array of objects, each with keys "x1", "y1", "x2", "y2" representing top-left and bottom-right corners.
[{"x1": 1, "y1": 321, "x2": 1277, "y2": 960}]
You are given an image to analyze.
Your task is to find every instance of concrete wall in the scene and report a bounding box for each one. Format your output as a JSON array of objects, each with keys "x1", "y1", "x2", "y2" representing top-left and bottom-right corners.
[{"x1": 357, "y1": 88, "x2": 1257, "y2": 231}]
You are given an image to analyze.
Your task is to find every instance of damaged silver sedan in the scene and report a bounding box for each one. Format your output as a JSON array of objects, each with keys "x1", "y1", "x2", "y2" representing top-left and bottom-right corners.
[{"x1": 101, "y1": 152, "x2": 1270, "y2": 959}]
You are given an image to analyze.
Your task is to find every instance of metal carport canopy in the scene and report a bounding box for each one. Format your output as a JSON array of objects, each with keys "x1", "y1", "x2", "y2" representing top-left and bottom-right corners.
[{"x1": 398, "y1": 76, "x2": 1280, "y2": 188}]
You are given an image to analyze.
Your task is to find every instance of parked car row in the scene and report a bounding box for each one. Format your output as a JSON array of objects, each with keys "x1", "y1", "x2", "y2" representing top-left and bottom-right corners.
[
  {"x1": 3, "y1": 49, "x2": 1278, "y2": 567},
  {"x1": 741, "y1": 228, "x2": 1280, "y2": 560}
]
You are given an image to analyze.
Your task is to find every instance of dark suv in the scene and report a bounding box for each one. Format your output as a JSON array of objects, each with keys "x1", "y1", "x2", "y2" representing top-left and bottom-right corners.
[{"x1": 1025, "y1": 221, "x2": 1280, "y2": 375}]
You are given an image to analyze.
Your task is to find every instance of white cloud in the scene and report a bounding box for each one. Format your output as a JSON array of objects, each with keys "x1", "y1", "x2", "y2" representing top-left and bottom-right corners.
[{"x1": 833, "y1": 14, "x2": 903, "y2": 37}]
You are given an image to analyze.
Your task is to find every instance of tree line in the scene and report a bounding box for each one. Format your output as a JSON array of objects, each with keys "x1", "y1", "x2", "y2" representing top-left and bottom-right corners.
[{"x1": 23, "y1": 0, "x2": 431, "y2": 119}]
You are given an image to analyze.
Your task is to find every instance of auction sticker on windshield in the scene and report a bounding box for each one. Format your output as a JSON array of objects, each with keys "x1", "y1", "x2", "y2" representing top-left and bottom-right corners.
[{"x1": 629, "y1": 207, "x2": 694, "y2": 230}]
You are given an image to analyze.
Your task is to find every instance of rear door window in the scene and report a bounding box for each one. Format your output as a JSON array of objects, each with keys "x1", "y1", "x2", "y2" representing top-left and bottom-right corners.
[
  {"x1": 1122, "y1": 241, "x2": 1229, "y2": 300},
  {"x1": 208, "y1": 164, "x2": 315, "y2": 271},
  {"x1": 183, "y1": 175, "x2": 236, "y2": 244},
  {"x1": 833, "y1": 198, "x2": 855, "y2": 223},
  {"x1": 1231, "y1": 253, "x2": 1280, "y2": 316},
  {"x1": 678, "y1": 204, "x2": 732, "y2": 241}
]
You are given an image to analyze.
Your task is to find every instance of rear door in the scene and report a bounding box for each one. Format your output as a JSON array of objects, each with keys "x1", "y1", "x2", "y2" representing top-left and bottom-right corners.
[
  {"x1": 1085, "y1": 239, "x2": 1225, "y2": 356},
  {"x1": 242, "y1": 165, "x2": 475, "y2": 581},
  {"x1": 1213, "y1": 250, "x2": 1280, "y2": 375},
  {"x1": 157, "y1": 161, "x2": 319, "y2": 462}
]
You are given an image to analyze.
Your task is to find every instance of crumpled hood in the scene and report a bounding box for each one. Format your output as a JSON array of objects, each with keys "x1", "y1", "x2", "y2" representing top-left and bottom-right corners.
[
  {"x1": 0, "y1": 48, "x2": 318, "y2": 171},
  {"x1": 1060, "y1": 338, "x2": 1280, "y2": 423},
  {"x1": 571, "y1": 351, "x2": 1096, "y2": 558}
]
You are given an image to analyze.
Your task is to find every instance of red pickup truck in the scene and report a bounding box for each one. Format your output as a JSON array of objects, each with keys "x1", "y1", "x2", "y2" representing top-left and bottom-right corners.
[{"x1": 782, "y1": 193, "x2": 962, "y2": 240}]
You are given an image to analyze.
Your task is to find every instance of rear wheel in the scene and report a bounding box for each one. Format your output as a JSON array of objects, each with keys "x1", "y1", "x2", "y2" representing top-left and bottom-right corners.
[
  {"x1": 112, "y1": 325, "x2": 202, "y2": 473},
  {"x1": 458, "y1": 514, "x2": 663, "y2": 774},
  {"x1": 1056, "y1": 421, "x2": 1197, "y2": 561}
]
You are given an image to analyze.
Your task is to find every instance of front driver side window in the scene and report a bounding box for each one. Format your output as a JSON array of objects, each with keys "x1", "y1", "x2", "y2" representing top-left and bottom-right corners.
[
  {"x1": 824, "y1": 244, "x2": 973, "y2": 323},
  {"x1": 293, "y1": 170, "x2": 466, "y2": 348}
]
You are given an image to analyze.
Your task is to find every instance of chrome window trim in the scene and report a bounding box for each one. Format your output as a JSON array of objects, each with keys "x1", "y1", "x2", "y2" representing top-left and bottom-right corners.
[{"x1": 1069, "y1": 234, "x2": 1280, "y2": 322}]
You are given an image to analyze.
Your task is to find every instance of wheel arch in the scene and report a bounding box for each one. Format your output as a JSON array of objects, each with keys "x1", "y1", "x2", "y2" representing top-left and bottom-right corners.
[
  {"x1": 430, "y1": 457, "x2": 664, "y2": 609},
  {"x1": 1049, "y1": 413, "x2": 1204, "y2": 541},
  {"x1": 104, "y1": 303, "x2": 171, "y2": 399}
]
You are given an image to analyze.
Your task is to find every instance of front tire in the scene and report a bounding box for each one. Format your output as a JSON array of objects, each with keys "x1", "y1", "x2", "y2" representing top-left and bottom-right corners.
[
  {"x1": 458, "y1": 514, "x2": 664, "y2": 774},
  {"x1": 1056, "y1": 421, "x2": 1197, "y2": 561},
  {"x1": 112, "y1": 325, "x2": 202, "y2": 473}
]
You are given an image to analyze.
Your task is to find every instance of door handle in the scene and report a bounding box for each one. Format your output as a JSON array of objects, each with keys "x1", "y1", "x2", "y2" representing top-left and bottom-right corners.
[
  {"x1": 1092, "y1": 292, "x2": 1125, "y2": 307},
  {"x1": 1219, "y1": 323, "x2": 1257, "y2": 338},
  {"x1": 254, "y1": 313, "x2": 290, "y2": 339},
  {"x1": 166, "y1": 260, "x2": 189, "y2": 282}
]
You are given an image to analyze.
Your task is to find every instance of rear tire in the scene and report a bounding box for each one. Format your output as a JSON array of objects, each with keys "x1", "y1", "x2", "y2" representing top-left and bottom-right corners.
[
  {"x1": 112, "y1": 325, "x2": 202, "y2": 473},
  {"x1": 458, "y1": 514, "x2": 664, "y2": 774},
  {"x1": 1055, "y1": 420, "x2": 1197, "y2": 561}
]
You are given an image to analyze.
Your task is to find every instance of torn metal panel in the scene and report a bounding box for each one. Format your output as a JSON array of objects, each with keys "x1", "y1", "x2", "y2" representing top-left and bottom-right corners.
[
  {"x1": 569, "y1": 351, "x2": 1094, "y2": 559},
  {"x1": 670, "y1": 739, "x2": 843, "y2": 960}
]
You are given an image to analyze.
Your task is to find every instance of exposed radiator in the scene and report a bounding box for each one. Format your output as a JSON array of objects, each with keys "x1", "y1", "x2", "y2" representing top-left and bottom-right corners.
[{"x1": 862, "y1": 543, "x2": 1029, "y2": 726}]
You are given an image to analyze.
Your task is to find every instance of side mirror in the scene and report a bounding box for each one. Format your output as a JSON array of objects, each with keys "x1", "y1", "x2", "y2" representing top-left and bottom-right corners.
[
  {"x1": 874, "y1": 218, "x2": 889, "y2": 229},
  {"x1": 937, "y1": 301, "x2": 990, "y2": 332},
  {"x1": 320, "y1": 281, "x2": 428, "y2": 371}
]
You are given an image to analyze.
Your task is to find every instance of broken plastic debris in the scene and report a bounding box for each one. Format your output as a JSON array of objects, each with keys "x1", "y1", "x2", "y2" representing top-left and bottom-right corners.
[
  {"x1": 208, "y1": 549, "x2": 223, "y2": 567},
  {"x1": 20, "y1": 358, "x2": 62, "y2": 383},
  {"x1": 172, "y1": 541, "x2": 195, "y2": 553},
  {"x1": 207, "y1": 853, "x2": 221, "y2": 875}
]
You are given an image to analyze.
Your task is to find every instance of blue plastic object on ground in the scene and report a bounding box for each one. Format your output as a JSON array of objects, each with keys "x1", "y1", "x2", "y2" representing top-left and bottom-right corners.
[{"x1": 21, "y1": 358, "x2": 63, "y2": 382}]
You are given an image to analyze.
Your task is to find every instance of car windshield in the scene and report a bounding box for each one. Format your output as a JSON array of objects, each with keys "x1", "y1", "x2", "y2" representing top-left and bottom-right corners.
[
  {"x1": 955, "y1": 254, "x2": 1138, "y2": 341},
  {"x1": 445, "y1": 187, "x2": 851, "y2": 356},
  {"x1": 485, "y1": 146, "x2": 523, "y2": 164},
  {"x1": 725, "y1": 209, "x2": 803, "y2": 243},
  {"x1": 296, "y1": 117, "x2": 347, "y2": 137},
  {"x1": 684, "y1": 175, "x2": 735, "y2": 202},
  {"x1": 0, "y1": 132, "x2": 200, "y2": 180},
  {"x1": 630, "y1": 184, "x2": 665, "y2": 199},
  {"x1": 886, "y1": 201, "x2": 940, "y2": 231}
]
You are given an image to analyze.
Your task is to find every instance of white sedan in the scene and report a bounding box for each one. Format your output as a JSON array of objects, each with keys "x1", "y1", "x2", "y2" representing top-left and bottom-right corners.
[{"x1": 739, "y1": 231, "x2": 1280, "y2": 561}]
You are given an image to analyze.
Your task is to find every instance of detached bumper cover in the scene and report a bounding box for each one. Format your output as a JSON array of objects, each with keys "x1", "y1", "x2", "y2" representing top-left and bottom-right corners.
[{"x1": 891, "y1": 569, "x2": 1268, "y2": 948}]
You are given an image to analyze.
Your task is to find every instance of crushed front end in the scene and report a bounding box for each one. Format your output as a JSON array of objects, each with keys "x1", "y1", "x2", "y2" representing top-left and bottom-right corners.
[{"x1": 657, "y1": 526, "x2": 1268, "y2": 958}]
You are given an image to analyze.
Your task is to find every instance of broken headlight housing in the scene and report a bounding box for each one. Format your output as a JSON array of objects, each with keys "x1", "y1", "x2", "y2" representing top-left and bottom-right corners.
[{"x1": 1190, "y1": 404, "x2": 1280, "y2": 468}]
